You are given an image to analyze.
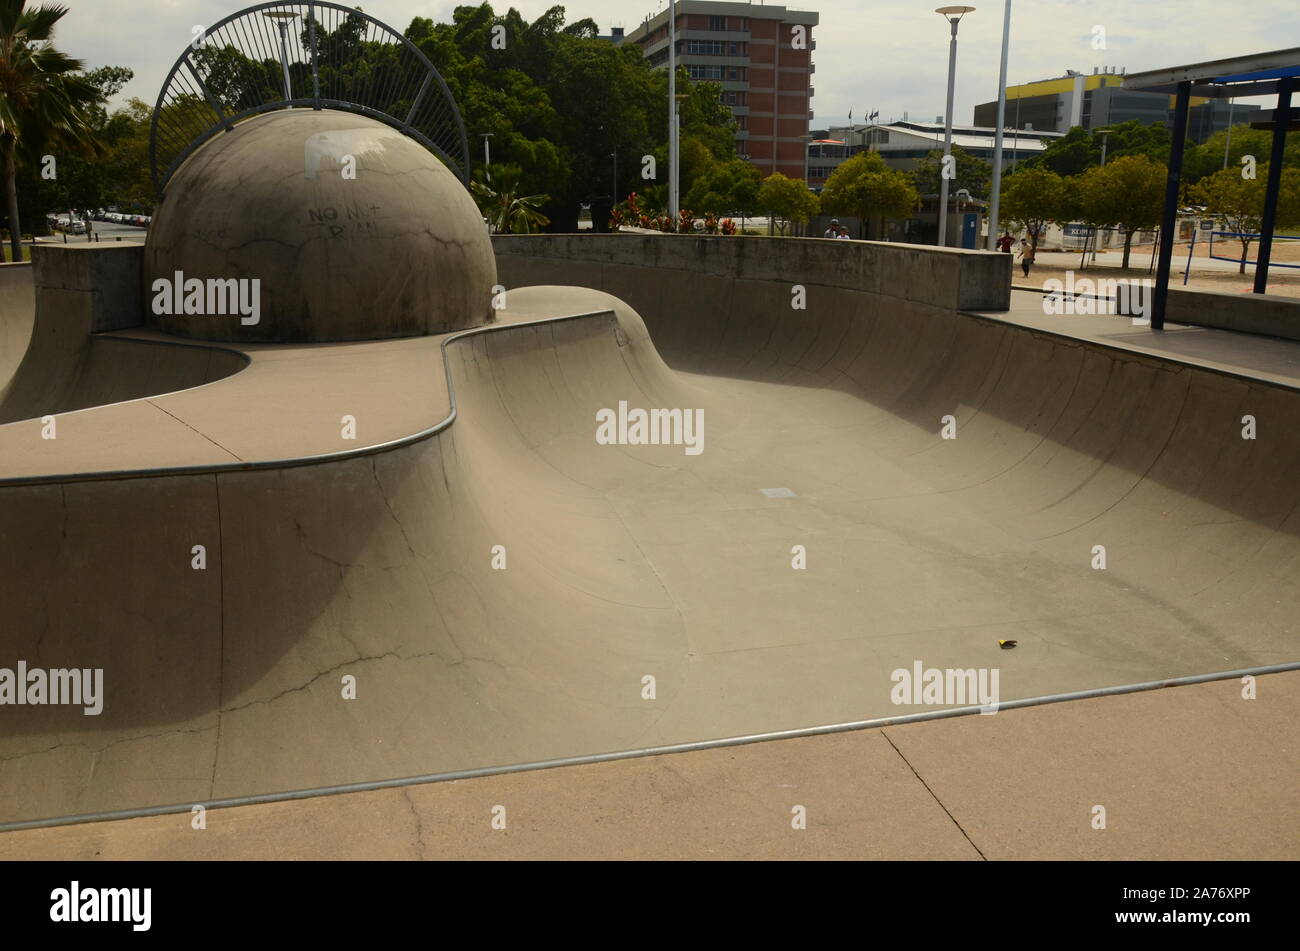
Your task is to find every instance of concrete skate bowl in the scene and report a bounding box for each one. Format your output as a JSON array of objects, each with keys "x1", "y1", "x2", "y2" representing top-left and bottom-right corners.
[
  {"x1": 0, "y1": 263, "x2": 35, "y2": 390},
  {"x1": 0, "y1": 252, "x2": 248, "y2": 424},
  {"x1": 2, "y1": 235, "x2": 1299, "y2": 829}
]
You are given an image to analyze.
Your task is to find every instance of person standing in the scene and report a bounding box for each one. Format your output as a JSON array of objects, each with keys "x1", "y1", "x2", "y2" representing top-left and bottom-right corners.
[
  {"x1": 1017, "y1": 238, "x2": 1035, "y2": 278},
  {"x1": 997, "y1": 231, "x2": 1014, "y2": 253},
  {"x1": 824, "y1": 218, "x2": 840, "y2": 239}
]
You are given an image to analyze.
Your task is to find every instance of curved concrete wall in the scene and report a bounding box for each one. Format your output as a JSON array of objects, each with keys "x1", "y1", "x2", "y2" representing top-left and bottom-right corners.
[
  {"x1": 0, "y1": 245, "x2": 246, "y2": 424},
  {"x1": 0, "y1": 262, "x2": 35, "y2": 390}
]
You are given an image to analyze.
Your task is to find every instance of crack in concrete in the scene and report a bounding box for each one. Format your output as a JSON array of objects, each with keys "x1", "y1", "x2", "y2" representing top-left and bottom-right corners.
[
  {"x1": 401, "y1": 786, "x2": 428, "y2": 859},
  {"x1": 0, "y1": 725, "x2": 217, "y2": 766},
  {"x1": 881, "y1": 728, "x2": 986, "y2": 860}
]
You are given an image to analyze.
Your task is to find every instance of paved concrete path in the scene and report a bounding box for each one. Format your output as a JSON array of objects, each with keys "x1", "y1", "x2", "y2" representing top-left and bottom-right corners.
[{"x1": 2, "y1": 672, "x2": 1292, "y2": 860}]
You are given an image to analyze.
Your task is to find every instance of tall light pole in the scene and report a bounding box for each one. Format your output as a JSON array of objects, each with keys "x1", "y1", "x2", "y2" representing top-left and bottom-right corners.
[
  {"x1": 1098, "y1": 127, "x2": 1114, "y2": 165},
  {"x1": 262, "y1": 10, "x2": 298, "y2": 104},
  {"x1": 481, "y1": 132, "x2": 493, "y2": 181},
  {"x1": 668, "y1": 0, "x2": 680, "y2": 220},
  {"x1": 936, "y1": 6, "x2": 975, "y2": 248},
  {"x1": 1223, "y1": 97, "x2": 1235, "y2": 169},
  {"x1": 1093, "y1": 128, "x2": 1115, "y2": 263},
  {"x1": 986, "y1": 1, "x2": 1011, "y2": 250}
]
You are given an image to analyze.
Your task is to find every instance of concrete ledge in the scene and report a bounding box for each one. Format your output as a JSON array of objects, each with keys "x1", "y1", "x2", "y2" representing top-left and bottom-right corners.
[
  {"x1": 1166, "y1": 285, "x2": 1300, "y2": 341},
  {"x1": 32, "y1": 243, "x2": 144, "y2": 332},
  {"x1": 492, "y1": 234, "x2": 1012, "y2": 313}
]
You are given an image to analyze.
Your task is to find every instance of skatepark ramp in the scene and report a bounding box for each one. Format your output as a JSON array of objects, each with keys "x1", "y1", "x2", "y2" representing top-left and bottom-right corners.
[
  {"x1": 2, "y1": 231, "x2": 1298, "y2": 829},
  {"x1": 0, "y1": 247, "x2": 246, "y2": 424},
  {"x1": 0, "y1": 262, "x2": 35, "y2": 391}
]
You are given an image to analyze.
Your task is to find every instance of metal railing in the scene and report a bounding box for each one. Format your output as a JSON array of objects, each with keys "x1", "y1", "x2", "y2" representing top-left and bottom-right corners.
[{"x1": 150, "y1": 1, "x2": 468, "y2": 196}]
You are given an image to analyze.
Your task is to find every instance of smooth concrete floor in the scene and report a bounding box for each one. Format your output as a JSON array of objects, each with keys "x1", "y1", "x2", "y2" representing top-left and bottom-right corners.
[{"x1": 2, "y1": 671, "x2": 1293, "y2": 861}]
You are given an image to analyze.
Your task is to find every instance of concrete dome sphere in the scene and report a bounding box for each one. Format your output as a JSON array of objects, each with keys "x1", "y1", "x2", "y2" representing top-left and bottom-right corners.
[{"x1": 144, "y1": 109, "x2": 495, "y2": 342}]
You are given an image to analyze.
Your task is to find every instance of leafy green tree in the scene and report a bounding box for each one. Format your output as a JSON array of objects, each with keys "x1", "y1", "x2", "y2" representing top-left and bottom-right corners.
[
  {"x1": 819, "y1": 151, "x2": 919, "y2": 237},
  {"x1": 1096, "y1": 120, "x2": 1172, "y2": 165},
  {"x1": 758, "y1": 172, "x2": 818, "y2": 235},
  {"x1": 1, "y1": 0, "x2": 103, "y2": 260},
  {"x1": 1075, "y1": 154, "x2": 1167, "y2": 268},
  {"x1": 999, "y1": 165, "x2": 1069, "y2": 251},
  {"x1": 40, "y1": 69, "x2": 143, "y2": 220},
  {"x1": 686, "y1": 157, "x2": 760, "y2": 217},
  {"x1": 1028, "y1": 126, "x2": 1096, "y2": 178},
  {"x1": 407, "y1": 5, "x2": 735, "y2": 231},
  {"x1": 471, "y1": 162, "x2": 551, "y2": 233},
  {"x1": 1026, "y1": 122, "x2": 1173, "y2": 178},
  {"x1": 1185, "y1": 124, "x2": 1299, "y2": 188},
  {"x1": 911, "y1": 145, "x2": 991, "y2": 201},
  {"x1": 1193, "y1": 165, "x2": 1300, "y2": 273}
]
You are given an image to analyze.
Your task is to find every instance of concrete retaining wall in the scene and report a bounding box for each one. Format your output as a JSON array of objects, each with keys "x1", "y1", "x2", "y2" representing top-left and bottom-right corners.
[
  {"x1": 33, "y1": 241, "x2": 144, "y2": 333},
  {"x1": 492, "y1": 233, "x2": 1013, "y2": 316},
  {"x1": 1166, "y1": 286, "x2": 1300, "y2": 341}
]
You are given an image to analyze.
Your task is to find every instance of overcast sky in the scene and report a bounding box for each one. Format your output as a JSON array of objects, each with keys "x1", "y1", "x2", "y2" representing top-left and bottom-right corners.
[{"x1": 53, "y1": 0, "x2": 1298, "y2": 123}]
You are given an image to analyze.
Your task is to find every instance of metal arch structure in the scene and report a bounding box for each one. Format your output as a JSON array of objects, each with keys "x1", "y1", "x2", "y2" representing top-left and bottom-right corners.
[{"x1": 149, "y1": 1, "x2": 470, "y2": 196}]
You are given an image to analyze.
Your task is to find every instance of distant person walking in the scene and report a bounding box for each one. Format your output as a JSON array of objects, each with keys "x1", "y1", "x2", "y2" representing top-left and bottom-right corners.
[
  {"x1": 997, "y1": 232, "x2": 1014, "y2": 253},
  {"x1": 824, "y1": 218, "x2": 840, "y2": 239},
  {"x1": 1017, "y1": 238, "x2": 1035, "y2": 278}
]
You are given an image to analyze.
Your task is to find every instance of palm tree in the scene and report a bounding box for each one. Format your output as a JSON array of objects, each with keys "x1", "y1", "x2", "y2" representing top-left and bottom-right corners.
[
  {"x1": 1, "y1": 1, "x2": 101, "y2": 262},
  {"x1": 470, "y1": 163, "x2": 551, "y2": 235}
]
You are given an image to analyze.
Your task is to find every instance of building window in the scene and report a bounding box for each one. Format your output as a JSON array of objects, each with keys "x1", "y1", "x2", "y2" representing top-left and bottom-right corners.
[
  {"x1": 708, "y1": 15, "x2": 726, "y2": 32},
  {"x1": 685, "y1": 39, "x2": 727, "y2": 56},
  {"x1": 684, "y1": 39, "x2": 746, "y2": 57},
  {"x1": 740, "y1": 17, "x2": 749, "y2": 31},
  {"x1": 689, "y1": 64, "x2": 724, "y2": 81}
]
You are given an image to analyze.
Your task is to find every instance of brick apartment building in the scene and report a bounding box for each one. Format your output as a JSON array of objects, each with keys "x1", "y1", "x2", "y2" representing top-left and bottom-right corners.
[{"x1": 615, "y1": 1, "x2": 820, "y2": 181}]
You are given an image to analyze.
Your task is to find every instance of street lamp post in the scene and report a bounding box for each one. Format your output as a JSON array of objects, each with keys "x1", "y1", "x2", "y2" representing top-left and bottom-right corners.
[
  {"x1": 935, "y1": 6, "x2": 975, "y2": 248},
  {"x1": 261, "y1": 11, "x2": 298, "y2": 104},
  {"x1": 1098, "y1": 127, "x2": 1114, "y2": 166},
  {"x1": 1092, "y1": 128, "x2": 1114, "y2": 263},
  {"x1": 987, "y1": 1, "x2": 1011, "y2": 250},
  {"x1": 1223, "y1": 98, "x2": 1235, "y2": 169},
  {"x1": 668, "y1": 0, "x2": 680, "y2": 220}
]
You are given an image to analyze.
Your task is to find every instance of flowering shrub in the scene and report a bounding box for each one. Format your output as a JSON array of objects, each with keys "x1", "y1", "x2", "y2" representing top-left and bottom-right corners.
[
  {"x1": 607, "y1": 194, "x2": 736, "y2": 236},
  {"x1": 609, "y1": 192, "x2": 646, "y2": 231}
]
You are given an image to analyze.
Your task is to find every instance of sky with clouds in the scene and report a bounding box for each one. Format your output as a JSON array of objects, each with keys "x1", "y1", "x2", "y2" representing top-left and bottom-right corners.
[{"x1": 51, "y1": 0, "x2": 1300, "y2": 124}]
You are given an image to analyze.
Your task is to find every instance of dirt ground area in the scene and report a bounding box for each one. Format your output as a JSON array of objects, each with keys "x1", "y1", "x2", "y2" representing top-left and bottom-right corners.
[{"x1": 1027, "y1": 237, "x2": 1300, "y2": 300}]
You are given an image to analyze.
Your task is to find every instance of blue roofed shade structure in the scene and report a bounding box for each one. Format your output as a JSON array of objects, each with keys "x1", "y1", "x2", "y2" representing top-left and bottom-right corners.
[{"x1": 1125, "y1": 48, "x2": 1299, "y2": 329}]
